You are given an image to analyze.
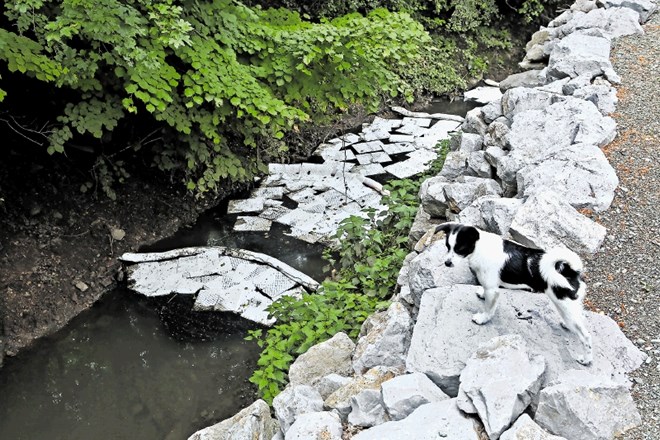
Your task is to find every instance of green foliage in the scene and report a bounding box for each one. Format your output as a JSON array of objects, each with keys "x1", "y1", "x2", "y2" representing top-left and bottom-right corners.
[
  {"x1": 247, "y1": 140, "x2": 450, "y2": 403},
  {"x1": 0, "y1": 0, "x2": 429, "y2": 196}
]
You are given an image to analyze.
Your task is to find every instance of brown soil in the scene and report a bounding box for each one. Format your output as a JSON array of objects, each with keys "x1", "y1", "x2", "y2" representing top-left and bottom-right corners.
[{"x1": 0, "y1": 155, "x2": 215, "y2": 364}]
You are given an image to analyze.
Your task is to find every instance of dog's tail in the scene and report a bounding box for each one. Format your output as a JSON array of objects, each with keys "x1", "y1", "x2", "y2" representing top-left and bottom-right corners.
[{"x1": 539, "y1": 247, "x2": 584, "y2": 291}]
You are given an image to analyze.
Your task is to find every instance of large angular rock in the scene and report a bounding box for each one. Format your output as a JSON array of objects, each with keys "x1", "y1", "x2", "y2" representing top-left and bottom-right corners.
[
  {"x1": 315, "y1": 374, "x2": 352, "y2": 400},
  {"x1": 272, "y1": 385, "x2": 324, "y2": 434},
  {"x1": 499, "y1": 70, "x2": 546, "y2": 91},
  {"x1": 187, "y1": 400, "x2": 278, "y2": 440},
  {"x1": 457, "y1": 335, "x2": 546, "y2": 440},
  {"x1": 284, "y1": 411, "x2": 342, "y2": 440},
  {"x1": 352, "y1": 302, "x2": 413, "y2": 374},
  {"x1": 483, "y1": 119, "x2": 510, "y2": 150},
  {"x1": 419, "y1": 176, "x2": 450, "y2": 217},
  {"x1": 535, "y1": 370, "x2": 642, "y2": 440},
  {"x1": 516, "y1": 143, "x2": 618, "y2": 212},
  {"x1": 406, "y1": 242, "x2": 477, "y2": 307},
  {"x1": 547, "y1": 33, "x2": 612, "y2": 80},
  {"x1": 573, "y1": 84, "x2": 618, "y2": 114},
  {"x1": 481, "y1": 100, "x2": 504, "y2": 124},
  {"x1": 479, "y1": 197, "x2": 522, "y2": 236},
  {"x1": 408, "y1": 207, "x2": 443, "y2": 249},
  {"x1": 509, "y1": 191, "x2": 607, "y2": 254},
  {"x1": 500, "y1": 414, "x2": 566, "y2": 440},
  {"x1": 352, "y1": 400, "x2": 480, "y2": 440},
  {"x1": 406, "y1": 285, "x2": 646, "y2": 397},
  {"x1": 467, "y1": 150, "x2": 493, "y2": 178},
  {"x1": 600, "y1": 0, "x2": 658, "y2": 23},
  {"x1": 501, "y1": 88, "x2": 559, "y2": 118},
  {"x1": 444, "y1": 176, "x2": 503, "y2": 213},
  {"x1": 451, "y1": 132, "x2": 484, "y2": 153},
  {"x1": 499, "y1": 98, "x2": 616, "y2": 195},
  {"x1": 288, "y1": 332, "x2": 355, "y2": 389},
  {"x1": 559, "y1": 7, "x2": 643, "y2": 39},
  {"x1": 439, "y1": 151, "x2": 470, "y2": 179},
  {"x1": 462, "y1": 107, "x2": 488, "y2": 136},
  {"x1": 325, "y1": 366, "x2": 399, "y2": 421},
  {"x1": 381, "y1": 373, "x2": 450, "y2": 421},
  {"x1": 347, "y1": 389, "x2": 389, "y2": 427},
  {"x1": 454, "y1": 196, "x2": 494, "y2": 230}
]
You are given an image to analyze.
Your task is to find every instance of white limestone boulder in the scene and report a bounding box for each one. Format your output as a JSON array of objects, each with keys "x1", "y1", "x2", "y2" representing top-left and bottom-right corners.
[
  {"x1": 284, "y1": 411, "x2": 342, "y2": 440},
  {"x1": 508, "y1": 191, "x2": 607, "y2": 254},
  {"x1": 462, "y1": 107, "x2": 488, "y2": 136},
  {"x1": 272, "y1": 385, "x2": 324, "y2": 434},
  {"x1": 347, "y1": 389, "x2": 389, "y2": 427},
  {"x1": 499, "y1": 70, "x2": 546, "y2": 91},
  {"x1": 381, "y1": 373, "x2": 450, "y2": 421},
  {"x1": 573, "y1": 83, "x2": 618, "y2": 114},
  {"x1": 535, "y1": 370, "x2": 642, "y2": 440},
  {"x1": 547, "y1": 33, "x2": 612, "y2": 80},
  {"x1": 516, "y1": 143, "x2": 618, "y2": 212},
  {"x1": 500, "y1": 414, "x2": 566, "y2": 440},
  {"x1": 559, "y1": 7, "x2": 643, "y2": 39},
  {"x1": 288, "y1": 332, "x2": 355, "y2": 389},
  {"x1": 315, "y1": 374, "x2": 352, "y2": 400},
  {"x1": 443, "y1": 176, "x2": 503, "y2": 214},
  {"x1": 451, "y1": 132, "x2": 484, "y2": 153},
  {"x1": 406, "y1": 242, "x2": 477, "y2": 307},
  {"x1": 352, "y1": 302, "x2": 413, "y2": 374},
  {"x1": 498, "y1": 97, "x2": 616, "y2": 195},
  {"x1": 419, "y1": 176, "x2": 450, "y2": 217},
  {"x1": 456, "y1": 335, "x2": 546, "y2": 440},
  {"x1": 439, "y1": 151, "x2": 470, "y2": 179},
  {"x1": 353, "y1": 399, "x2": 480, "y2": 440},
  {"x1": 324, "y1": 366, "x2": 399, "y2": 421},
  {"x1": 479, "y1": 197, "x2": 523, "y2": 236},
  {"x1": 187, "y1": 400, "x2": 278, "y2": 440},
  {"x1": 501, "y1": 88, "x2": 559, "y2": 118},
  {"x1": 599, "y1": 0, "x2": 658, "y2": 23},
  {"x1": 467, "y1": 150, "x2": 493, "y2": 178},
  {"x1": 406, "y1": 285, "x2": 646, "y2": 397}
]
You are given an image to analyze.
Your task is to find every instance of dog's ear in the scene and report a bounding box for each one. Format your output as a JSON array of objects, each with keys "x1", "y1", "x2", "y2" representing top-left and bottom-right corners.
[
  {"x1": 414, "y1": 223, "x2": 455, "y2": 253},
  {"x1": 434, "y1": 222, "x2": 455, "y2": 235}
]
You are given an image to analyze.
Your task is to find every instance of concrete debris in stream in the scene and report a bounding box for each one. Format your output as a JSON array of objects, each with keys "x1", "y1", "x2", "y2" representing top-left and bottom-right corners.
[
  {"x1": 225, "y1": 113, "x2": 463, "y2": 244},
  {"x1": 120, "y1": 246, "x2": 319, "y2": 326}
]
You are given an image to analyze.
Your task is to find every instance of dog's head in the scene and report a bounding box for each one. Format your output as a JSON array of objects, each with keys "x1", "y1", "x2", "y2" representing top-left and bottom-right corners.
[{"x1": 435, "y1": 222, "x2": 480, "y2": 267}]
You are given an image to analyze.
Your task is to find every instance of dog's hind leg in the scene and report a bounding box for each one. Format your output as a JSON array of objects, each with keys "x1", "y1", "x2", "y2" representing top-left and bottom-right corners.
[
  {"x1": 550, "y1": 296, "x2": 593, "y2": 366},
  {"x1": 472, "y1": 284, "x2": 500, "y2": 325}
]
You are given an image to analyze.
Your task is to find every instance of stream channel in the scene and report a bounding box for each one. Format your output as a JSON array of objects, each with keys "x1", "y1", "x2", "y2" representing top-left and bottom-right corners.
[{"x1": 0, "y1": 99, "x2": 478, "y2": 440}]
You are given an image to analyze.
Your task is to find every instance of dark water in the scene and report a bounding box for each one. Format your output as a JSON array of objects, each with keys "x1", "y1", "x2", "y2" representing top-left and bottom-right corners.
[
  {"x1": 0, "y1": 291, "x2": 259, "y2": 440},
  {"x1": 0, "y1": 211, "x2": 329, "y2": 440}
]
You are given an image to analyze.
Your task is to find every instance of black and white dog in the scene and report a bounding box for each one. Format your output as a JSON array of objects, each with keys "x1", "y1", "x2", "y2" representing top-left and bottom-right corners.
[{"x1": 426, "y1": 222, "x2": 593, "y2": 365}]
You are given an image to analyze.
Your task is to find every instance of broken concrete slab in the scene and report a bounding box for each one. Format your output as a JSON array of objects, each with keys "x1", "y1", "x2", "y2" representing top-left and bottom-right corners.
[{"x1": 120, "y1": 247, "x2": 319, "y2": 325}]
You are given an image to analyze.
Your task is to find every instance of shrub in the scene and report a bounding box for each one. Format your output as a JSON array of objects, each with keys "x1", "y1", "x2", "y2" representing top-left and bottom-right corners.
[{"x1": 0, "y1": 1, "x2": 429, "y2": 196}]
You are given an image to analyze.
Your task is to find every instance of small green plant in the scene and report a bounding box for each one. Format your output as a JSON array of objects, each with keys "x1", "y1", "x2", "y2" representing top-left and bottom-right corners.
[{"x1": 247, "y1": 140, "x2": 449, "y2": 403}]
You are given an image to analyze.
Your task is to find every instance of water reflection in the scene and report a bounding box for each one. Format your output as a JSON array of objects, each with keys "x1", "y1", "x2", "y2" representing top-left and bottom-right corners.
[{"x1": 0, "y1": 291, "x2": 259, "y2": 440}]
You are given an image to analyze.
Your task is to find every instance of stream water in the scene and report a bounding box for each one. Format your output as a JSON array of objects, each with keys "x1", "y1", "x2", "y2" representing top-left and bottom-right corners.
[{"x1": 0, "y1": 98, "x2": 474, "y2": 440}]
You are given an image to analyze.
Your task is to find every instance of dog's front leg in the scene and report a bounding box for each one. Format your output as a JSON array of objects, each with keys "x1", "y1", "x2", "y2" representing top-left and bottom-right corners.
[{"x1": 472, "y1": 286, "x2": 500, "y2": 325}]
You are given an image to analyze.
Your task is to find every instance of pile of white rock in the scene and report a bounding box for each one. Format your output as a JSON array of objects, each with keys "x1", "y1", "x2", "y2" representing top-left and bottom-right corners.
[
  {"x1": 226, "y1": 110, "x2": 463, "y2": 245},
  {"x1": 188, "y1": 0, "x2": 656, "y2": 439}
]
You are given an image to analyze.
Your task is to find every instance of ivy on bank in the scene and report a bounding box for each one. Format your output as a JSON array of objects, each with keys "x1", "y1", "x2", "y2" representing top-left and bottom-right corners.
[{"x1": 247, "y1": 140, "x2": 449, "y2": 403}]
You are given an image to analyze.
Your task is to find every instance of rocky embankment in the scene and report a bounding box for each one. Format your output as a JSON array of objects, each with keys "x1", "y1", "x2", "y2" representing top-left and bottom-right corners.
[{"x1": 187, "y1": 0, "x2": 657, "y2": 439}]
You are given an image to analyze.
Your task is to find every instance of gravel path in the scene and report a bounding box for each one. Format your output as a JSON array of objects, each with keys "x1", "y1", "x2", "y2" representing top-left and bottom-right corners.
[{"x1": 582, "y1": 12, "x2": 660, "y2": 440}]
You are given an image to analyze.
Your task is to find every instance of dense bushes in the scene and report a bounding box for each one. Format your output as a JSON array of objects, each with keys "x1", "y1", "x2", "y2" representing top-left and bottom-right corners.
[{"x1": 0, "y1": 1, "x2": 428, "y2": 196}]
